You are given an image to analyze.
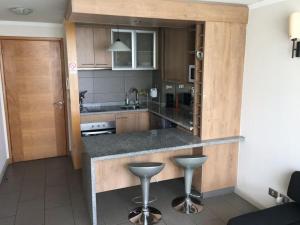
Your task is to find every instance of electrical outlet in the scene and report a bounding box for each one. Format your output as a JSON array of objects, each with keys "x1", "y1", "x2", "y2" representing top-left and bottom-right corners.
[
  {"x1": 280, "y1": 193, "x2": 290, "y2": 203},
  {"x1": 269, "y1": 188, "x2": 279, "y2": 198}
]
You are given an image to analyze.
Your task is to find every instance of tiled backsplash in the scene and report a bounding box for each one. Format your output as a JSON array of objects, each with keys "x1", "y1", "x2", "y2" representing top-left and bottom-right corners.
[{"x1": 79, "y1": 70, "x2": 153, "y2": 104}]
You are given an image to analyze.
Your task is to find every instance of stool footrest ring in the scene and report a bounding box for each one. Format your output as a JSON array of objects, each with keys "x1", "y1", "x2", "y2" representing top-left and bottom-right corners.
[{"x1": 131, "y1": 195, "x2": 157, "y2": 205}]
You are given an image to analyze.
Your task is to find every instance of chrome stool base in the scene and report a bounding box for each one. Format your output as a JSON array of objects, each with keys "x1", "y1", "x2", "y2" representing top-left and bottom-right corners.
[
  {"x1": 172, "y1": 196, "x2": 203, "y2": 214},
  {"x1": 128, "y1": 207, "x2": 162, "y2": 225}
]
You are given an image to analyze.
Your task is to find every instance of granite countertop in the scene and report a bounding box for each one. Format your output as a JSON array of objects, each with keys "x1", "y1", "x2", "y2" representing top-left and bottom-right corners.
[
  {"x1": 80, "y1": 102, "x2": 193, "y2": 131},
  {"x1": 80, "y1": 105, "x2": 148, "y2": 114},
  {"x1": 82, "y1": 128, "x2": 245, "y2": 160},
  {"x1": 147, "y1": 103, "x2": 193, "y2": 131}
]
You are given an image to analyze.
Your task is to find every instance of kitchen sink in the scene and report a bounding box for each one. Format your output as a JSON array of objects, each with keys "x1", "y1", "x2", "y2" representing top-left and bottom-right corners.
[
  {"x1": 120, "y1": 105, "x2": 140, "y2": 110},
  {"x1": 80, "y1": 104, "x2": 141, "y2": 113}
]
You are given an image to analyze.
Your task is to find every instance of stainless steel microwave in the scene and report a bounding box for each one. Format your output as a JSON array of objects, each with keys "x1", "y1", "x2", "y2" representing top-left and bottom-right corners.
[{"x1": 188, "y1": 65, "x2": 195, "y2": 83}]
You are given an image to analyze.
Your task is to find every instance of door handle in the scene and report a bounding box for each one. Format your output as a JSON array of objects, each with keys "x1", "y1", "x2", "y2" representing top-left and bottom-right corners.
[{"x1": 53, "y1": 100, "x2": 64, "y2": 106}]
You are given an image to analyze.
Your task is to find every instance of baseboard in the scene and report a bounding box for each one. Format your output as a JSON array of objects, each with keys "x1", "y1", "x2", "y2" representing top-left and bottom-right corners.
[
  {"x1": 203, "y1": 187, "x2": 235, "y2": 199},
  {"x1": 234, "y1": 187, "x2": 265, "y2": 209},
  {"x1": 0, "y1": 159, "x2": 9, "y2": 183}
]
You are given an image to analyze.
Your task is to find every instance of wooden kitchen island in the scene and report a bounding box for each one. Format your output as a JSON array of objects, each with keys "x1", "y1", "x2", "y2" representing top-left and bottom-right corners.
[{"x1": 82, "y1": 128, "x2": 244, "y2": 225}]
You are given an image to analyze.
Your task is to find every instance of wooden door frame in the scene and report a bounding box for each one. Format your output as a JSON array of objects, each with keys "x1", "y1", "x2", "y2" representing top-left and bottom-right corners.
[{"x1": 0, "y1": 36, "x2": 69, "y2": 162}]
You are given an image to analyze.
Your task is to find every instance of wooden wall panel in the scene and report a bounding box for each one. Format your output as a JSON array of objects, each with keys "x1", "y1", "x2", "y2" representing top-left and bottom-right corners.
[
  {"x1": 95, "y1": 148, "x2": 193, "y2": 193},
  {"x1": 64, "y1": 21, "x2": 82, "y2": 169},
  {"x1": 69, "y1": 0, "x2": 249, "y2": 25},
  {"x1": 201, "y1": 22, "x2": 246, "y2": 140},
  {"x1": 201, "y1": 144, "x2": 238, "y2": 192},
  {"x1": 196, "y1": 22, "x2": 246, "y2": 192}
]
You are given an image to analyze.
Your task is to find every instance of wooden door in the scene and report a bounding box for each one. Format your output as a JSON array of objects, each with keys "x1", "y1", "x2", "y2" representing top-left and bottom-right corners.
[
  {"x1": 164, "y1": 28, "x2": 187, "y2": 83},
  {"x1": 1, "y1": 39, "x2": 67, "y2": 162},
  {"x1": 93, "y1": 27, "x2": 112, "y2": 67},
  {"x1": 76, "y1": 25, "x2": 95, "y2": 67}
]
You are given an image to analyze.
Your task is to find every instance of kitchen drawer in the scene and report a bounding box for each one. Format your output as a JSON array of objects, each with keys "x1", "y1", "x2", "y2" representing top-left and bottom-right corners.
[{"x1": 80, "y1": 113, "x2": 116, "y2": 123}]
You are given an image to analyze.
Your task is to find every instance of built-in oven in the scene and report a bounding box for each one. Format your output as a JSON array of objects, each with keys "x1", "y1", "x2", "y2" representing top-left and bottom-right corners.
[{"x1": 80, "y1": 121, "x2": 116, "y2": 137}]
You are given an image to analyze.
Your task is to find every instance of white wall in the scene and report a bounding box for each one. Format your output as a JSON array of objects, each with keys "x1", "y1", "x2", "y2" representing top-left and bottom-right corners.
[
  {"x1": 236, "y1": 0, "x2": 300, "y2": 208},
  {"x1": 0, "y1": 20, "x2": 63, "y2": 38},
  {"x1": 0, "y1": 20, "x2": 64, "y2": 181}
]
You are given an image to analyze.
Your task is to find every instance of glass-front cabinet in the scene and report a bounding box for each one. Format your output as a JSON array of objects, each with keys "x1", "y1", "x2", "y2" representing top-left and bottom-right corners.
[
  {"x1": 111, "y1": 29, "x2": 157, "y2": 70},
  {"x1": 112, "y1": 30, "x2": 133, "y2": 69}
]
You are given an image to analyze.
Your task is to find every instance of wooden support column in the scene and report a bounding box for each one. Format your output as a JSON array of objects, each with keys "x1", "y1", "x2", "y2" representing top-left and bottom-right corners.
[
  {"x1": 64, "y1": 21, "x2": 82, "y2": 169},
  {"x1": 193, "y1": 22, "x2": 246, "y2": 193}
]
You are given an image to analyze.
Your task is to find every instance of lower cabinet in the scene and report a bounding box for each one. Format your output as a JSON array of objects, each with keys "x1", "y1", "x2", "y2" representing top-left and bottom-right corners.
[
  {"x1": 80, "y1": 111, "x2": 150, "y2": 134},
  {"x1": 116, "y1": 111, "x2": 149, "y2": 134}
]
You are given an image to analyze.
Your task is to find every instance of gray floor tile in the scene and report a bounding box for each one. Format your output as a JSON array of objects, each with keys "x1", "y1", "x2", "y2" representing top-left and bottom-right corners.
[
  {"x1": 46, "y1": 157, "x2": 71, "y2": 171},
  {"x1": 204, "y1": 197, "x2": 243, "y2": 223},
  {"x1": 189, "y1": 207, "x2": 219, "y2": 224},
  {"x1": 0, "y1": 192, "x2": 19, "y2": 218},
  {"x1": 0, "y1": 216, "x2": 15, "y2": 225},
  {"x1": 20, "y1": 178, "x2": 45, "y2": 202},
  {"x1": 46, "y1": 168, "x2": 67, "y2": 186},
  {"x1": 97, "y1": 192, "x2": 132, "y2": 225},
  {"x1": 161, "y1": 208, "x2": 196, "y2": 225},
  {"x1": 71, "y1": 190, "x2": 87, "y2": 215},
  {"x1": 222, "y1": 193, "x2": 257, "y2": 214},
  {"x1": 203, "y1": 218, "x2": 226, "y2": 225},
  {"x1": 0, "y1": 177, "x2": 22, "y2": 195},
  {"x1": 73, "y1": 206, "x2": 91, "y2": 225},
  {"x1": 24, "y1": 160, "x2": 46, "y2": 181},
  {"x1": 45, "y1": 206, "x2": 75, "y2": 225},
  {"x1": 45, "y1": 185, "x2": 71, "y2": 209},
  {"x1": 15, "y1": 199, "x2": 44, "y2": 225},
  {"x1": 4, "y1": 163, "x2": 26, "y2": 180},
  {"x1": 68, "y1": 171, "x2": 83, "y2": 194}
]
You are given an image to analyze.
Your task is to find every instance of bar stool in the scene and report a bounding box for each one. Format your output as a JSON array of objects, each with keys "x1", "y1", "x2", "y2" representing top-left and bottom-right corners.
[
  {"x1": 128, "y1": 162, "x2": 165, "y2": 225},
  {"x1": 172, "y1": 155, "x2": 207, "y2": 214}
]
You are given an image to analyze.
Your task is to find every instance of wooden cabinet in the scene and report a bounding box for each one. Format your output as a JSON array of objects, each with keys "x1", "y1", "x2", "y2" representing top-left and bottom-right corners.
[
  {"x1": 136, "y1": 111, "x2": 150, "y2": 132},
  {"x1": 163, "y1": 28, "x2": 188, "y2": 83},
  {"x1": 80, "y1": 111, "x2": 149, "y2": 134},
  {"x1": 93, "y1": 27, "x2": 112, "y2": 67},
  {"x1": 76, "y1": 25, "x2": 95, "y2": 67},
  {"x1": 116, "y1": 111, "x2": 149, "y2": 134},
  {"x1": 80, "y1": 113, "x2": 116, "y2": 123},
  {"x1": 116, "y1": 113, "x2": 137, "y2": 134},
  {"x1": 76, "y1": 25, "x2": 111, "y2": 68}
]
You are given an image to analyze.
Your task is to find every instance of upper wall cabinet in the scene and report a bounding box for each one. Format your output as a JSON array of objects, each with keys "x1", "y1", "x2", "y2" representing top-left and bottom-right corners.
[
  {"x1": 76, "y1": 25, "x2": 112, "y2": 69},
  {"x1": 163, "y1": 28, "x2": 188, "y2": 83},
  {"x1": 111, "y1": 29, "x2": 157, "y2": 70},
  {"x1": 162, "y1": 27, "x2": 195, "y2": 84}
]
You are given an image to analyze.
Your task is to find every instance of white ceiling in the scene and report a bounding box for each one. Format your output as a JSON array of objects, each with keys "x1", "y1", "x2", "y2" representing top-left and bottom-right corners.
[
  {"x1": 198, "y1": 0, "x2": 264, "y2": 4},
  {"x1": 0, "y1": 0, "x2": 275, "y2": 23},
  {"x1": 0, "y1": 0, "x2": 67, "y2": 23}
]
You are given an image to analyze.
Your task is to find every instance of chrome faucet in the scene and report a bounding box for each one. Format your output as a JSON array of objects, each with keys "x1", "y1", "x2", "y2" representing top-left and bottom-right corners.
[
  {"x1": 79, "y1": 90, "x2": 87, "y2": 110},
  {"x1": 129, "y1": 87, "x2": 139, "y2": 106}
]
